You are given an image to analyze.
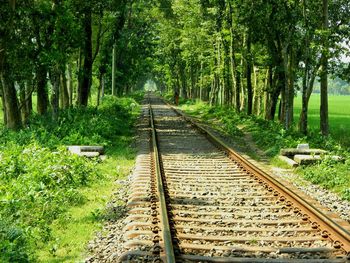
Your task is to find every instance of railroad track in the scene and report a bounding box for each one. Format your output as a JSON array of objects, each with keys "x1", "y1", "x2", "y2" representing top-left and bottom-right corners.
[{"x1": 119, "y1": 95, "x2": 350, "y2": 262}]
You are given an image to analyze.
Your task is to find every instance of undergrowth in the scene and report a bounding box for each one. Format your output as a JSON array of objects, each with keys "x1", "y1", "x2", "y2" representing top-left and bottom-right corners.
[
  {"x1": 0, "y1": 96, "x2": 138, "y2": 149},
  {"x1": 0, "y1": 95, "x2": 140, "y2": 262},
  {"x1": 300, "y1": 156, "x2": 350, "y2": 200}
]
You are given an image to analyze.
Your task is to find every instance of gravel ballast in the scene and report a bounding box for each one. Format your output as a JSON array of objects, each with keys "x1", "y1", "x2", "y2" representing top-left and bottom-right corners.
[{"x1": 85, "y1": 103, "x2": 350, "y2": 262}]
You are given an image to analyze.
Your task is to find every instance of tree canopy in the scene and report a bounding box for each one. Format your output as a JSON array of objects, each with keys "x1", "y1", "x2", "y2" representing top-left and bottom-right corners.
[{"x1": 1, "y1": 0, "x2": 350, "y2": 134}]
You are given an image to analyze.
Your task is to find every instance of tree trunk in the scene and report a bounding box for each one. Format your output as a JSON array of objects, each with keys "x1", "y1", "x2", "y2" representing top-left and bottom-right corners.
[
  {"x1": 60, "y1": 67, "x2": 70, "y2": 109},
  {"x1": 320, "y1": 0, "x2": 329, "y2": 136},
  {"x1": 253, "y1": 66, "x2": 260, "y2": 115},
  {"x1": 101, "y1": 74, "x2": 105, "y2": 99},
  {"x1": 77, "y1": 49, "x2": 82, "y2": 103},
  {"x1": 287, "y1": 49, "x2": 295, "y2": 126},
  {"x1": 224, "y1": 57, "x2": 231, "y2": 105},
  {"x1": 97, "y1": 72, "x2": 104, "y2": 106},
  {"x1": 230, "y1": 28, "x2": 241, "y2": 111},
  {"x1": 0, "y1": 81, "x2": 7, "y2": 126},
  {"x1": 299, "y1": 65, "x2": 318, "y2": 134},
  {"x1": 200, "y1": 57, "x2": 204, "y2": 101},
  {"x1": 77, "y1": 9, "x2": 93, "y2": 106},
  {"x1": 263, "y1": 68, "x2": 271, "y2": 119},
  {"x1": 111, "y1": 43, "x2": 116, "y2": 96},
  {"x1": 209, "y1": 76, "x2": 216, "y2": 106},
  {"x1": 299, "y1": 0, "x2": 311, "y2": 135},
  {"x1": 222, "y1": 37, "x2": 231, "y2": 105},
  {"x1": 50, "y1": 70, "x2": 60, "y2": 121},
  {"x1": 1, "y1": 74, "x2": 22, "y2": 129},
  {"x1": 266, "y1": 69, "x2": 282, "y2": 120},
  {"x1": 26, "y1": 80, "x2": 33, "y2": 116},
  {"x1": 190, "y1": 66, "x2": 196, "y2": 100},
  {"x1": 217, "y1": 38, "x2": 223, "y2": 106},
  {"x1": 19, "y1": 82, "x2": 30, "y2": 124},
  {"x1": 240, "y1": 55, "x2": 245, "y2": 112},
  {"x1": 281, "y1": 46, "x2": 294, "y2": 129},
  {"x1": 235, "y1": 71, "x2": 241, "y2": 113},
  {"x1": 246, "y1": 33, "x2": 253, "y2": 115},
  {"x1": 0, "y1": 0, "x2": 21, "y2": 129},
  {"x1": 279, "y1": 83, "x2": 285, "y2": 122},
  {"x1": 300, "y1": 92, "x2": 309, "y2": 135},
  {"x1": 36, "y1": 66, "x2": 49, "y2": 115},
  {"x1": 67, "y1": 62, "x2": 73, "y2": 106},
  {"x1": 179, "y1": 66, "x2": 188, "y2": 99}
]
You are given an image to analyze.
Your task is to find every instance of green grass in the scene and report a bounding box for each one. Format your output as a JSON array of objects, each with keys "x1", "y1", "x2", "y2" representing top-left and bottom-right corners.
[
  {"x1": 0, "y1": 95, "x2": 141, "y2": 262},
  {"x1": 36, "y1": 182, "x2": 116, "y2": 262},
  {"x1": 294, "y1": 94, "x2": 350, "y2": 146},
  {"x1": 34, "y1": 99, "x2": 138, "y2": 262},
  {"x1": 37, "y1": 150, "x2": 134, "y2": 262}
]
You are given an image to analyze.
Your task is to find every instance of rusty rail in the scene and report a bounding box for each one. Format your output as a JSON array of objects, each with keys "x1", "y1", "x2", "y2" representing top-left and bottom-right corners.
[
  {"x1": 169, "y1": 103, "x2": 350, "y2": 255},
  {"x1": 149, "y1": 103, "x2": 176, "y2": 263},
  {"x1": 120, "y1": 96, "x2": 350, "y2": 262}
]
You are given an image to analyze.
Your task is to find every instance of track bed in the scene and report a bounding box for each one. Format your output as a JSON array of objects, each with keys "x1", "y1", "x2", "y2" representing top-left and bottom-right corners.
[{"x1": 119, "y1": 96, "x2": 350, "y2": 263}]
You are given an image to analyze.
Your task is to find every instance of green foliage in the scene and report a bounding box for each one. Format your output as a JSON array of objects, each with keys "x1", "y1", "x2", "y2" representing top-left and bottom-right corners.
[
  {"x1": 247, "y1": 118, "x2": 307, "y2": 156},
  {"x1": 128, "y1": 91, "x2": 146, "y2": 104},
  {"x1": 343, "y1": 189, "x2": 350, "y2": 201},
  {"x1": 0, "y1": 96, "x2": 139, "y2": 262},
  {"x1": 0, "y1": 96, "x2": 139, "y2": 149},
  {"x1": 0, "y1": 144, "x2": 94, "y2": 261},
  {"x1": 301, "y1": 156, "x2": 350, "y2": 200},
  {"x1": 0, "y1": 218, "x2": 30, "y2": 263}
]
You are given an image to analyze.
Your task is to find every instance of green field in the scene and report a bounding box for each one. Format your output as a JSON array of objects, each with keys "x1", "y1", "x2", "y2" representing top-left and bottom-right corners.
[{"x1": 294, "y1": 94, "x2": 350, "y2": 146}]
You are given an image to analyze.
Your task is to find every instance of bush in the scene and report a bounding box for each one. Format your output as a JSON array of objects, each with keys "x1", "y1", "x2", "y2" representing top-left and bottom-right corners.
[
  {"x1": 0, "y1": 218, "x2": 30, "y2": 263},
  {"x1": 0, "y1": 144, "x2": 96, "y2": 260},
  {"x1": 0, "y1": 96, "x2": 139, "y2": 149},
  {"x1": 301, "y1": 155, "x2": 350, "y2": 200}
]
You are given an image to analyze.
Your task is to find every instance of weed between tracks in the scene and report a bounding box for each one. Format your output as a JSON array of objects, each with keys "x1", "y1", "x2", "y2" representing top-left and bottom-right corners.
[
  {"x1": 0, "y1": 95, "x2": 140, "y2": 262},
  {"x1": 177, "y1": 99, "x2": 350, "y2": 201}
]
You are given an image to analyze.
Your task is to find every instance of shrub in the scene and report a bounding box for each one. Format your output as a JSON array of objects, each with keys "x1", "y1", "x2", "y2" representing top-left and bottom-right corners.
[{"x1": 0, "y1": 218, "x2": 30, "y2": 263}]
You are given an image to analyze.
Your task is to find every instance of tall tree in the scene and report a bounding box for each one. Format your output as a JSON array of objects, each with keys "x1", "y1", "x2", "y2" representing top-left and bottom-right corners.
[{"x1": 299, "y1": 0, "x2": 320, "y2": 134}]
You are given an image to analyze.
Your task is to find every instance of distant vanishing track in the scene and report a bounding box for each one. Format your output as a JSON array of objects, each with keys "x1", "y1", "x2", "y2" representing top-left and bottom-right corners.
[{"x1": 119, "y1": 94, "x2": 350, "y2": 263}]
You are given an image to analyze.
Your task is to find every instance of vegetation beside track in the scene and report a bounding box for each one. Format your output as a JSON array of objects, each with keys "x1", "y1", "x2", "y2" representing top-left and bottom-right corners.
[
  {"x1": 176, "y1": 96, "x2": 350, "y2": 201},
  {"x1": 0, "y1": 96, "x2": 140, "y2": 262}
]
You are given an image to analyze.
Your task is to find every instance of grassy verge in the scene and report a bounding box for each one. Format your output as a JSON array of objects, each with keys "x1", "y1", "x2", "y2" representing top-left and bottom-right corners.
[
  {"x1": 0, "y1": 95, "x2": 141, "y2": 262},
  {"x1": 36, "y1": 152, "x2": 134, "y2": 262},
  {"x1": 177, "y1": 99, "x2": 350, "y2": 201}
]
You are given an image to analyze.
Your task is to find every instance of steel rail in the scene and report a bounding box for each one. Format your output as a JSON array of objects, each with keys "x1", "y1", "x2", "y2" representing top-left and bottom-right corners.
[
  {"x1": 168, "y1": 102, "x2": 350, "y2": 255},
  {"x1": 149, "y1": 102, "x2": 176, "y2": 263}
]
